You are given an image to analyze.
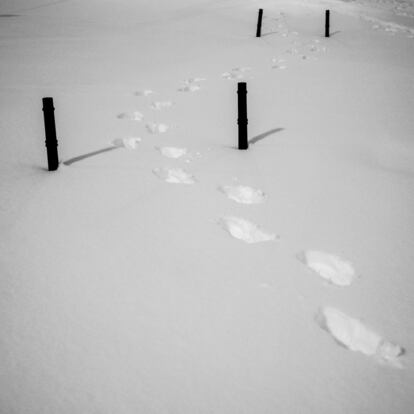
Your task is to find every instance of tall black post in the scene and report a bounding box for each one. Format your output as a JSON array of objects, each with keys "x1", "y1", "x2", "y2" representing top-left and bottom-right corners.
[
  {"x1": 325, "y1": 10, "x2": 330, "y2": 38},
  {"x1": 237, "y1": 82, "x2": 248, "y2": 150},
  {"x1": 42, "y1": 97, "x2": 59, "y2": 171},
  {"x1": 256, "y1": 9, "x2": 263, "y2": 38}
]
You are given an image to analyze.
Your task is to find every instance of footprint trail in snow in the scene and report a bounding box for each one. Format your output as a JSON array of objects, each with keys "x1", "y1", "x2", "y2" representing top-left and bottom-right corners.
[
  {"x1": 282, "y1": 39, "x2": 327, "y2": 64},
  {"x1": 299, "y1": 250, "x2": 356, "y2": 287},
  {"x1": 218, "y1": 216, "x2": 277, "y2": 243},
  {"x1": 363, "y1": 15, "x2": 414, "y2": 38},
  {"x1": 316, "y1": 307, "x2": 405, "y2": 368},
  {"x1": 219, "y1": 185, "x2": 267, "y2": 204}
]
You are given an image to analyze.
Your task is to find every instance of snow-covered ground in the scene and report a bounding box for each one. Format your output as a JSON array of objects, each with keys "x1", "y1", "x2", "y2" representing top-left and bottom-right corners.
[{"x1": 1, "y1": 0, "x2": 414, "y2": 412}]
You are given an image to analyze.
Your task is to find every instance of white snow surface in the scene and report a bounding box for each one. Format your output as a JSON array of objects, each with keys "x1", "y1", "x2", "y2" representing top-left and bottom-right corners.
[{"x1": 1, "y1": 0, "x2": 414, "y2": 413}]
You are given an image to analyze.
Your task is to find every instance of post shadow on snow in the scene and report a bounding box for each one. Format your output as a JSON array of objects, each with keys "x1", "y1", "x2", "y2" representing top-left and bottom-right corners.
[
  {"x1": 63, "y1": 146, "x2": 120, "y2": 166},
  {"x1": 261, "y1": 31, "x2": 280, "y2": 38},
  {"x1": 249, "y1": 127, "x2": 285, "y2": 145},
  {"x1": 10, "y1": 0, "x2": 70, "y2": 14},
  {"x1": 225, "y1": 127, "x2": 285, "y2": 150},
  {"x1": 0, "y1": 14, "x2": 20, "y2": 17}
]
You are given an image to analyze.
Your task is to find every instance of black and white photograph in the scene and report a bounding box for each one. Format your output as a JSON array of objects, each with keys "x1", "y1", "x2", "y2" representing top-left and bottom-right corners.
[{"x1": 0, "y1": 0, "x2": 413, "y2": 412}]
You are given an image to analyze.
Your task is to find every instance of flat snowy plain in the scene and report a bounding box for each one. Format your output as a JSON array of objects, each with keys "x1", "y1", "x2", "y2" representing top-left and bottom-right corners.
[{"x1": 1, "y1": 0, "x2": 414, "y2": 413}]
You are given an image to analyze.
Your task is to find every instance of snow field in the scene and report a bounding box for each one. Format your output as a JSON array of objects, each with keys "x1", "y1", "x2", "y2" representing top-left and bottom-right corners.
[
  {"x1": 1, "y1": 0, "x2": 414, "y2": 412},
  {"x1": 101, "y1": 6, "x2": 406, "y2": 370}
]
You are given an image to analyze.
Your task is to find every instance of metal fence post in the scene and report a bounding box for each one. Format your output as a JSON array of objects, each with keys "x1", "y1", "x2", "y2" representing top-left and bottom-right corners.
[
  {"x1": 42, "y1": 97, "x2": 59, "y2": 171},
  {"x1": 237, "y1": 83, "x2": 248, "y2": 150}
]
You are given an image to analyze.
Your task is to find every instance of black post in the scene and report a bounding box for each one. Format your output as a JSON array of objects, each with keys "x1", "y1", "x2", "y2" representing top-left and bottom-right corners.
[
  {"x1": 237, "y1": 82, "x2": 248, "y2": 150},
  {"x1": 256, "y1": 9, "x2": 263, "y2": 38},
  {"x1": 42, "y1": 97, "x2": 59, "y2": 171},
  {"x1": 325, "y1": 10, "x2": 330, "y2": 38}
]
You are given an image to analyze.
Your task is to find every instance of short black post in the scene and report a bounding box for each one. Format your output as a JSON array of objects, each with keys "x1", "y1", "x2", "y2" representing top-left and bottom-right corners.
[
  {"x1": 237, "y1": 82, "x2": 248, "y2": 150},
  {"x1": 256, "y1": 9, "x2": 263, "y2": 38},
  {"x1": 42, "y1": 97, "x2": 59, "y2": 171},
  {"x1": 325, "y1": 10, "x2": 330, "y2": 38}
]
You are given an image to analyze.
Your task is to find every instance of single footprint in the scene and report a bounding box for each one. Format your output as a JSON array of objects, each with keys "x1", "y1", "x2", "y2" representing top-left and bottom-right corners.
[
  {"x1": 217, "y1": 216, "x2": 276, "y2": 243},
  {"x1": 285, "y1": 48, "x2": 298, "y2": 55},
  {"x1": 153, "y1": 167, "x2": 196, "y2": 184},
  {"x1": 309, "y1": 39, "x2": 325, "y2": 53},
  {"x1": 156, "y1": 146, "x2": 187, "y2": 159},
  {"x1": 134, "y1": 90, "x2": 155, "y2": 96},
  {"x1": 117, "y1": 111, "x2": 144, "y2": 121},
  {"x1": 150, "y1": 101, "x2": 174, "y2": 110},
  {"x1": 316, "y1": 307, "x2": 405, "y2": 368},
  {"x1": 185, "y1": 77, "x2": 206, "y2": 83},
  {"x1": 146, "y1": 123, "x2": 169, "y2": 134},
  {"x1": 298, "y1": 250, "x2": 356, "y2": 287},
  {"x1": 218, "y1": 185, "x2": 266, "y2": 204},
  {"x1": 271, "y1": 58, "x2": 287, "y2": 69},
  {"x1": 111, "y1": 137, "x2": 141, "y2": 149},
  {"x1": 178, "y1": 77, "x2": 206, "y2": 93},
  {"x1": 178, "y1": 84, "x2": 201, "y2": 93},
  {"x1": 222, "y1": 67, "x2": 251, "y2": 81},
  {"x1": 183, "y1": 150, "x2": 202, "y2": 164}
]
